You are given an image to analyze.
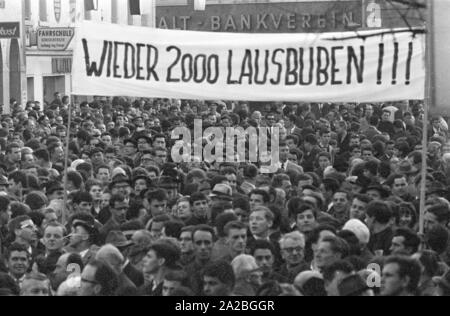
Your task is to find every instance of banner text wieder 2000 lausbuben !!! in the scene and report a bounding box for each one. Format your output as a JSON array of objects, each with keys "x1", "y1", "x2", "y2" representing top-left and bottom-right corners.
[{"x1": 72, "y1": 21, "x2": 425, "y2": 102}]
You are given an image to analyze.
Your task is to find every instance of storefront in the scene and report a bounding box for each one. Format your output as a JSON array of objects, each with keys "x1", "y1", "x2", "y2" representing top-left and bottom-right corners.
[
  {"x1": 26, "y1": 51, "x2": 72, "y2": 106},
  {"x1": 26, "y1": 25, "x2": 74, "y2": 106},
  {"x1": 0, "y1": 21, "x2": 25, "y2": 112}
]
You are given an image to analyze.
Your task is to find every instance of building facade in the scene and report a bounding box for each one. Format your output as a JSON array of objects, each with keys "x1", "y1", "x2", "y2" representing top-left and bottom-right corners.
[
  {"x1": 0, "y1": 0, "x2": 425, "y2": 112},
  {"x1": 0, "y1": 0, "x2": 26, "y2": 112},
  {"x1": 156, "y1": 0, "x2": 425, "y2": 32},
  {"x1": 24, "y1": 0, "x2": 156, "y2": 108}
]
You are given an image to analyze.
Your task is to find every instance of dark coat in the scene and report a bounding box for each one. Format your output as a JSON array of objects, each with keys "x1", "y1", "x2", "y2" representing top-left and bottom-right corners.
[
  {"x1": 276, "y1": 262, "x2": 309, "y2": 284},
  {"x1": 98, "y1": 218, "x2": 121, "y2": 245},
  {"x1": 123, "y1": 261, "x2": 144, "y2": 288},
  {"x1": 116, "y1": 272, "x2": 138, "y2": 296},
  {"x1": 368, "y1": 227, "x2": 394, "y2": 256}
]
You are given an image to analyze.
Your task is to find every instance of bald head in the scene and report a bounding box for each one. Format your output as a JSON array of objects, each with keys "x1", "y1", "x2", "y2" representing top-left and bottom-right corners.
[{"x1": 95, "y1": 244, "x2": 124, "y2": 274}]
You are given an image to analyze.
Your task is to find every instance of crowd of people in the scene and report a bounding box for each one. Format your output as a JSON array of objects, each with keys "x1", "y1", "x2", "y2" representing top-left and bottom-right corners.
[{"x1": 0, "y1": 93, "x2": 450, "y2": 296}]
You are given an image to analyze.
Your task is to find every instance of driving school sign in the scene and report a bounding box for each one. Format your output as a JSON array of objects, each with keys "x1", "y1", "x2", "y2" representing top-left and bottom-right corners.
[
  {"x1": 38, "y1": 28, "x2": 75, "y2": 51},
  {"x1": 72, "y1": 21, "x2": 425, "y2": 102}
]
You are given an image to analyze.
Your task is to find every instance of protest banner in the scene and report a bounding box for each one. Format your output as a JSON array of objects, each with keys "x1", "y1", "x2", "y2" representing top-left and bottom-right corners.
[{"x1": 72, "y1": 21, "x2": 425, "y2": 102}]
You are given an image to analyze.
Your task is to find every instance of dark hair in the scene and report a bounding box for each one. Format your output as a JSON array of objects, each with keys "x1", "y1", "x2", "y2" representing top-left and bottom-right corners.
[
  {"x1": 164, "y1": 270, "x2": 188, "y2": 285},
  {"x1": 322, "y1": 260, "x2": 354, "y2": 282},
  {"x1": 189, "y1": 192, "x2": 208, "y2": 206},
  {"x1": 8, "y1": 171, "x2": 27, "y2": 187},
  {"x1": 109, "y1": 194, "x2": 127, "y2": 208},
  {"x1": 385, "y1": 174, "x2": 407, "y2": 188},
  {"x1": 243, "y1": 164, "x2": 258, "y2": 178},
  {"x1": 67, "y1": 171, "x2": 84, "y2": 190},
  {"x1": 73, "y1": 191, "x2": 93, "y2": 205},
  {"x1": 395, "y1": 141, "x2": 411, "y2": 158},
  {"x1": 87, "y1": 259, "x2": 119, "y2": 296},
  {"x1": 286, "y1": 134, "x2": 299, "y2": 145},
  {"x1": 309, "y1": 224, "x2": 337, "y2": 245},
  {"x1": 425, "y1": 224, "x2": 449, "y2": 255},
  {"x1": 233, "y1": 197, "x2": 250, "y2": 213},
  {"x1": 202, "y1": 260, "x2": 235, "y2": 291},
  {"x1": 353, "y1": 194, "x2": 372, "y2": 205},
  {"x1": 366, "y1": 201, "x2": 393, "y2": 224},
  {"x1": 34, "y1": 149, "x2": 50, "y2": 163},
  {"x1": 6, "y1": 143, "x2": 20, "y2": 154},
  {"x1": 192, "y1": 224, "x2": 216, "y2": 241},
  {"x1": 149, "y1": 242, "x2": 181, "y2": 269},
  {"x1": 163, "y1": 220, "x2": 185, "y2": 239},
  {"x1": 223, "y1": 220, "x2": 247, "y2": 237},
  {"x1": 290, "y1": 203, "x2": 317, "y2": 220},
  {"x1": 384, "y1": 256, "x2": 421, "y2": 293},
  {"x1": 214, "y1": 213, "x2": 238, "y2": 238},
  {"x1": 393, "y1": 228, "x2": 421, "y2": 254},
  {"x1": 249, "y1": 189, "x2": 270, "y2": 204},
  {"x1": 416, "y1": 250, "x2": 440, "y2": 278},
  {"x1": 320, "y1": 236, "x2": 349, "y2": 258},
  {"x1": 369, "y1": 116, "x2": 380, "y2": 126},
  {"x1": 322, "y1": 178, "x2": 340, "y2": 194},
  {"x1": 6, "y1": 243, "x2": 30, "y2": 260},
  {"x1": 305, "y1": 134, "x2": 318, "y2": 145},
  {"x1": 271, "y1": 174, "x2": 290, "y2": 189},
  {"x1": 249, "y1": 239, "x2": 275, "y2": 256},
  {"x1": 397, "y1": 202, "x2": 417, "y2": 228},
  {"x1": 146, "y1": 189, "x2": 168, "y2": 204},
  {"x1": 427, "y1": 204, "x2": 450, "y2": 225}
]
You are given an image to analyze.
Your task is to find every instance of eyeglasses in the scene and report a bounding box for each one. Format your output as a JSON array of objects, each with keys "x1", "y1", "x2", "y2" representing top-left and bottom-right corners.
[
  {"x1": 282, "y1": 247, "x2": 304, "y2": 254},
  {"x1": 114, "y1": 206, "x2": 129, "y2": 211}
]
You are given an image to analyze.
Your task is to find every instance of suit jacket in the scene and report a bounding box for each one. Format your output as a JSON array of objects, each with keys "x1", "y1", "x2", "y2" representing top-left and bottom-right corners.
[
  {"x1": 301, "y1": 146, "x2": 321, "y2": 173},
  {"x1": 378, "y1": 121, "x2": 395, "y2": 137},
  {"x1": 184, "y1": 260, "x2": 210, "y2": 296},
  {"x1": 337, "y1": 133, "x2": 351, "y2": 154},
  {"x1": 41, "y1": 250, "x2": 65, "y2": 274},
  {"x1": 99, "y1": 218, "x2": 121, "y2": 245},
  {"x1": 276, "y1": 262, "x2": 309, "y2": 284},
  {"x1": 116, "y1": 272, "x2": 138, "y2": 296},
  {"x1": 123, "y1": 262, "x2": 145, "y2": 288},
  {"x1": 138, "y1": 281, "x2": 163, "y2": 296}
]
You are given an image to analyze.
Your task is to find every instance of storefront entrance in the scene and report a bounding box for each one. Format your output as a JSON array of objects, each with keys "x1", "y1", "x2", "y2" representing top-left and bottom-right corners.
[{"x1": 43, "y1": 75, "x2": 65, "y2": 105}]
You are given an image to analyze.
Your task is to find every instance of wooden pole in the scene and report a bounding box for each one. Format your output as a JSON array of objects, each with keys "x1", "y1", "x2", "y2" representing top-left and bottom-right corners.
[
  {"x1": 419, "y1": 0, "x2": 433, "y2": 236},
  {"x1": 62, "y1": 101, "x2": 73, "y2": 225}
]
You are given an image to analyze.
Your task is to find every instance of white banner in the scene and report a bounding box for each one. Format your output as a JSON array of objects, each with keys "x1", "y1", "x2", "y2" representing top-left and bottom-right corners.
[{"x1": 72, "y1": 21, "x2": 425, "y2": 102}]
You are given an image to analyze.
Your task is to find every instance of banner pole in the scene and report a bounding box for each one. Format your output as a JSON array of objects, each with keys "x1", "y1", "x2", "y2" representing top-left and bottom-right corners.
[
  {"x1": 419, "y1": 0, "x2": 433, "y2": 236},
  {"x1": 62, "y1": 101, "x2": 73, "y2": 225}
]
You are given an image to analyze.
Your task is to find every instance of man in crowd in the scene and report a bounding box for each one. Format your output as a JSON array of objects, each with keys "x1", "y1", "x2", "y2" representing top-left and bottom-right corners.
[{"x1": 0, "y1": 95, "x2": 446, "y2": 297}]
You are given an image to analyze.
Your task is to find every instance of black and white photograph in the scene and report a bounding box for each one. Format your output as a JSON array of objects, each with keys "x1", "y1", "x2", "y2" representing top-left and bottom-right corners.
[{"x1": 0, "y1": 0, "x2": 448, "y2": 300}]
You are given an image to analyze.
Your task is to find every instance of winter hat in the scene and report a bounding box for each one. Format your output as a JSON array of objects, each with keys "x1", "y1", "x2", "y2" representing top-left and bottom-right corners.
[{"x1": 343, "y1": 219, "x2": 371, "y2": 246}]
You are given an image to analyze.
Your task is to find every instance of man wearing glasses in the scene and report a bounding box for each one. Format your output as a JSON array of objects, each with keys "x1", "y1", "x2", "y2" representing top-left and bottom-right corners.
[
  {"x1": 8, "y1": 216, "x2": 39, "y2": 256},
  {"x1": 79, "y1": 259, "x2": 119, "y2": 296},
  {"x1": 278, "y1": 231, "x2": 308, "y2": 283}
]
